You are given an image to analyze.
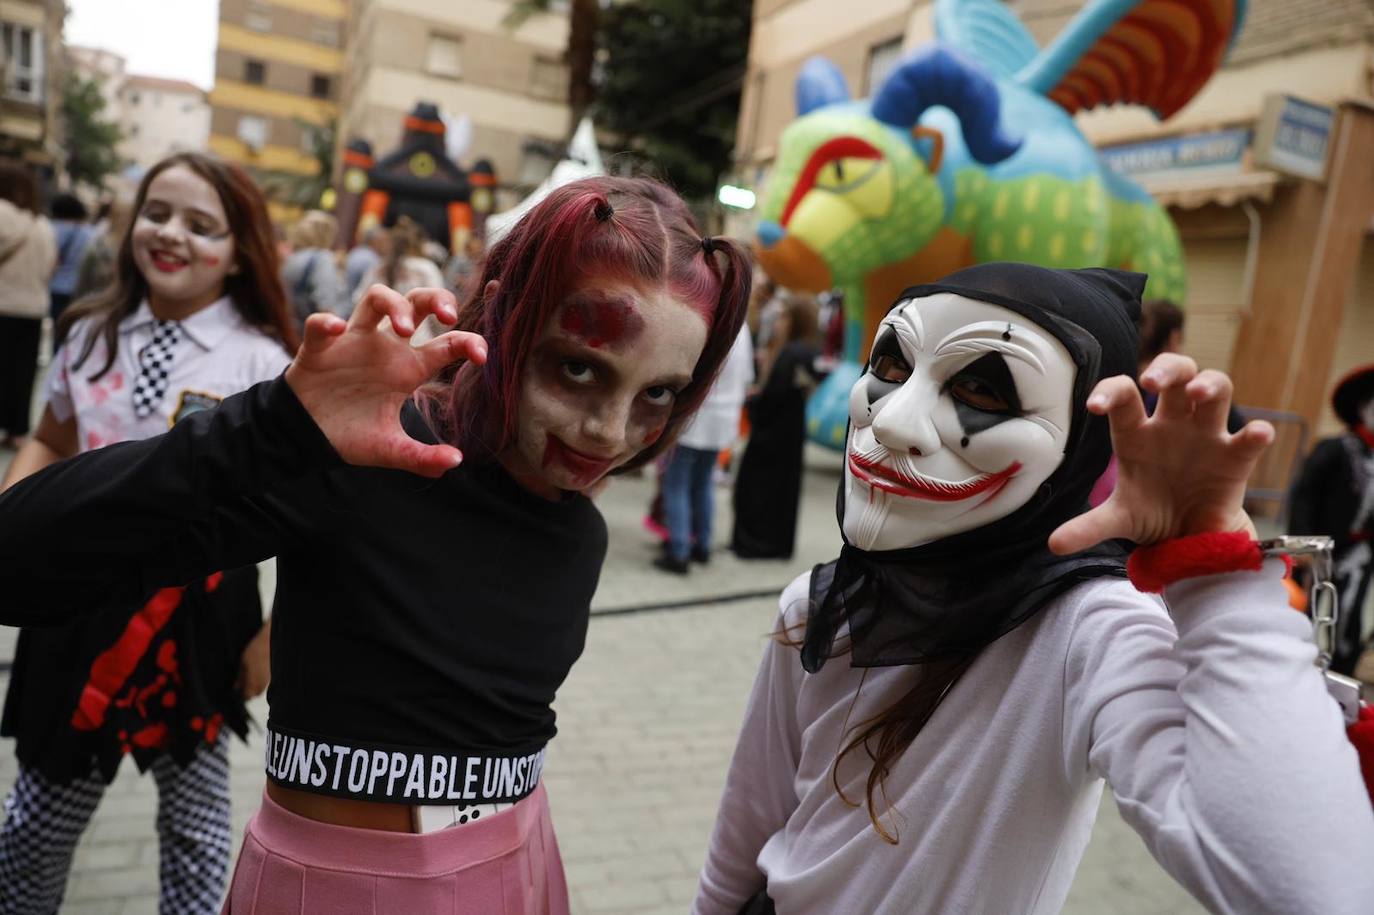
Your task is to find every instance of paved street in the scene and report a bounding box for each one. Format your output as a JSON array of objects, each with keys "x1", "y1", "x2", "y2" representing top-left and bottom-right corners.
[{"x1": 0, "y1": 445, "x2": 1206, "y2": 914}]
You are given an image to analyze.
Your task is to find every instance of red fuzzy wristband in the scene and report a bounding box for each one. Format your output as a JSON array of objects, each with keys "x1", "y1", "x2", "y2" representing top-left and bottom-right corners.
[{"x1": 1127, "y1": 531, "x2": 1288, "y2": 593}]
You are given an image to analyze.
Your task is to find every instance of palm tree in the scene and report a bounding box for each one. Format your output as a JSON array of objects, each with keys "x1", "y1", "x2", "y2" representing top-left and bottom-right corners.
[{"x1": 504, "y1": 0, "x2": 597, "y2": 133}]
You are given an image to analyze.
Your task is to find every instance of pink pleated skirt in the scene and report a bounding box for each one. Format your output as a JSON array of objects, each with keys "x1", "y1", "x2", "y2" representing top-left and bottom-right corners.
[{"x1": 223, "y1": 784, "x2": 569, "y2": 914}]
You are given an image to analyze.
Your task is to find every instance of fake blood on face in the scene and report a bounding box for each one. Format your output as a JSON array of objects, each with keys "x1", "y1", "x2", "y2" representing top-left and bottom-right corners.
[
  {"x1": 542, "y1": 435, "x2": 615, "y2": 486},
  {"x1": 559, "y1": 296, "x2": 646, "y2": 351}
]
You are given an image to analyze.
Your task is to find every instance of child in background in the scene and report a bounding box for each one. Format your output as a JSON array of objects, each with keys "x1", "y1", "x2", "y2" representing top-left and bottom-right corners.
[{"x1": 0, "y1": 152, "x2": 299, "y2": 914}]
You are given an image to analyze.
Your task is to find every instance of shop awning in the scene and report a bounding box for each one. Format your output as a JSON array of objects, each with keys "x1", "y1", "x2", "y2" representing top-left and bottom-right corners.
[{"x1": 1141, "y1": 170, "x2": 1285, "y2": 209}]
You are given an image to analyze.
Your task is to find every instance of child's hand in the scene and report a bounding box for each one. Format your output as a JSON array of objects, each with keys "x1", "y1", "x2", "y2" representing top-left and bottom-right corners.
[
  {"x1": 284, "y1": 285, "x2": 487, "y2": 477},
  {"x1": 1049, "y1": 354, "x2": 1275, "y2": 554},
  {"x1": 237, "y1": 619, "x2": 271, "y2": 700}
]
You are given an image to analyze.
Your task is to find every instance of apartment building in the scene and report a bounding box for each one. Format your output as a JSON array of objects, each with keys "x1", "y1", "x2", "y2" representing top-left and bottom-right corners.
[
  {"x1": 122, "y1": 75, "x2": 211, "y2": 172},
  {"x1": 733, "y1": 0, "x2": 1374, "y2": 439},
  {"x1": 0, "y1": 0, "x2": 65, "y2": 168},
  {"x1": 338, "y1": 0, "x2": 571, "y2": 208},
  {"x1": 208, "y1": 0, "x2": 346, "y2": 177}
]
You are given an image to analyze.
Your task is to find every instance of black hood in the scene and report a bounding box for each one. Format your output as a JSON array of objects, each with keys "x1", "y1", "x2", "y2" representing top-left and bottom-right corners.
[{"x1": 801, "y1": 263, "x2": 1144, "y2": 673}]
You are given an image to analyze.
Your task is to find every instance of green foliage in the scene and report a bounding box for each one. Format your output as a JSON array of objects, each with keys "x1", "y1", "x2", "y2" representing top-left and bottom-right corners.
[
  {"x1": 60, "y1": 72, "x2": 124, "y2": 192},
  {"x1": 595, "y1": 0, "x2": 751, "y2": 201},
  {"x1": 261, "y1": 119, "x2": 336, "y2": 209}
]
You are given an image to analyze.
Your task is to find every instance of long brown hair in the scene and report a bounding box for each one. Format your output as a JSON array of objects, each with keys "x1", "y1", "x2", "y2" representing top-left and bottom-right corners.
[
  {"x1": 58, "y1": 152, "x2": 299, "y2": 380},
  {"x1": 0, "y1": 160, "x2": 40, "y2": 213},
  {"x1": 381, "y1": 215, "x2": 427, "y2": 288},
  {"x1": 779, "y1": 612, "x2": 976, "y2": 844}
]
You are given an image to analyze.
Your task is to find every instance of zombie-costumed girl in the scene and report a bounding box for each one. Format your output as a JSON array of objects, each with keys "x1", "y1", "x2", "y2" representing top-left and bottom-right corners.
[
  {"x1": 0, "y1": 153, "x2": 297, "y2": 914},
  {"x1": 0, "y1": 176, "x2": 749, "y2": 913},
  {"x1": 694, "y1": 264, "x2": 1374, "y2": 915}
]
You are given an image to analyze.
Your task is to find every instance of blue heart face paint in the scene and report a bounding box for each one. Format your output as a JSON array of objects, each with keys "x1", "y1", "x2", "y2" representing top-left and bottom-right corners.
[{"x1": 844, "y1": 293, "x2": 1077, "y2": 551}]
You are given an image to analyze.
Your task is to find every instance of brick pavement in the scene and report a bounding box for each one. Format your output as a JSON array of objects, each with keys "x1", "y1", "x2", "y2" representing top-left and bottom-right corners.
[{"x1": 0, "y1": 447, "x2": 1205, "y2": 913}]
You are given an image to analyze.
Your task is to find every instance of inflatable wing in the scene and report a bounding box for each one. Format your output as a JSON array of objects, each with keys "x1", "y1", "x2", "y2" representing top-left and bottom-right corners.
[{"x1": 1017, "y1": 0, "x2": 1247, "y2": 118}]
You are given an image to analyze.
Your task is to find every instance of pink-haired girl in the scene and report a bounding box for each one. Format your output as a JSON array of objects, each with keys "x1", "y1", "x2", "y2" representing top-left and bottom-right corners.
[{"x1": 0, "y1": 176, "x2": 750, "y2": 913}]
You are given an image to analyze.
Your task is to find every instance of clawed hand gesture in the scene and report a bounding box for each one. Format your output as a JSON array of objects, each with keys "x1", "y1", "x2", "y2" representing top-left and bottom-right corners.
[
  {"x1": 283, "y1": 285, "x2": 488, "y2": 478},
  {"x1": 1050, "y1": 354, "x2": 1275, "y2": 554}
]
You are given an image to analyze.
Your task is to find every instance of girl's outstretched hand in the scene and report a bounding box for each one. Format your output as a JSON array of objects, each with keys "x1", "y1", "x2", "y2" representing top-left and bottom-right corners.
[
  {"x1": 1049, "y1": 354, "x2": 1275, "y2": 554},
  {"x1": 284, "y1": 285, "x2": 487, "y2": 478}
]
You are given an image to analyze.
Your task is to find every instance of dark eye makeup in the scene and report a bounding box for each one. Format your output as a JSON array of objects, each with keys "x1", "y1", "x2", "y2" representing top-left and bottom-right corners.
[{"x1": 946, "y1": 353, "x2": 1021, "y2": 412}]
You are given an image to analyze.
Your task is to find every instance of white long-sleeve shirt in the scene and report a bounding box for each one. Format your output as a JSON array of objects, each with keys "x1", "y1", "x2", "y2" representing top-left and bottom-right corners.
[
  {"x1": 693, "y1": 561, "x2": 1374, "y2": 914},
  {"x1": 678, "y1": 326, "x2": 754, "y2": 452}
]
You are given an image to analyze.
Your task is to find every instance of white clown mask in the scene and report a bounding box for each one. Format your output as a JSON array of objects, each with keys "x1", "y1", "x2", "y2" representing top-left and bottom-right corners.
[{"x1": 842, "y1": 292, "x2": 1078, "y2": 552}]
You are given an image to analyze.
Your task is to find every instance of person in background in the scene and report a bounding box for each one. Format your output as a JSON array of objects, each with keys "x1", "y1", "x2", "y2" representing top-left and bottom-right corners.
[
  {"x1": 357, "y1": 215, "x2": 445, "y2": 299},
  {"x1": 731, "y1": 292, "x2": 822, "y2": 560},
  {"x1": 0, "y1": 152, "x2": 298, "y2": 915},
  {"x1": 48, "y1": 193, "x2": 97, "y2": 350},
  {"x1": 655, "y1": 321, "x2": 754, "y2": 574},
  {"x1": 1288, "y1": 364, "x2": 1374, "y2": 675},
  {"x1": 344, "y1": 224, "x2": 388, "y2": 302},
  {"x1": 73, "y1": 194, "x2": 135, "y2": 302},
  {"x1": 282, "y1": 210, "x2": 345, "y2": 330},
  {"x1": 445, "y1": 234, "x2": 487, "y2": 298},
  {"x1": 0, "y1": 161, "x2": 57, "y2": 450}
]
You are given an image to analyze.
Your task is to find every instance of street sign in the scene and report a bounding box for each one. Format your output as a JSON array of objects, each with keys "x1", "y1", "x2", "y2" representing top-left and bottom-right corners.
[{"x1": 1252, "y1": 94, "x2": 1335, "y2": 183}]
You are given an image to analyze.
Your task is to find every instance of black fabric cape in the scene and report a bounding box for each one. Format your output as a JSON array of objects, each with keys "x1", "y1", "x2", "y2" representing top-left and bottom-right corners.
[{"x1": 801, "y1": 264, "x2": 1143, "y2": 673}]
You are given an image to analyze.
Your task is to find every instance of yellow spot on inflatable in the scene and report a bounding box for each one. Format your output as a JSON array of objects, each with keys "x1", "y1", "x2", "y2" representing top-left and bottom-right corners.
[
  {"x1": 1022, "y1": 183, "x2": 1040, "y2": 211},
  {"x1": 1049, "y1": 233, "x2": 1064, "y2": 260},
  {"x1": 1082, "y1": 230, "x2": 1098, "y2": 253},
  {"x1": 1017, "y1": 224, "x2": 1033, "y2": 251},
  {"x1": 1054, "y1": 191, "x2": 1069, "y2": 221},
  {"x1": 831, "y1": 425, "x2": 845, "y2": 445},
  {"x1": 987, "y1": 232, "x2": 1003, "y2": 257},
  {"x1": 994, "y1": 189, "x2": 1009, "y2": 219}
]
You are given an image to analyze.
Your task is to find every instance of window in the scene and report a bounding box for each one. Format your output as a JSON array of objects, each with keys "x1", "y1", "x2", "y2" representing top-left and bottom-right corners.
[
  {"x1": 425, "y1": 34, "x2": 462, "y2": 79},
  {"x1": 129, "y1": 123, "x2": 140, "y2": 138},
  {"x1": 1, "y1": 22, "x2": 43, "y2": 103},
  {"x1": 246, "y1": 1, "x2": 272, "y2": 32},
  {"x1": 244, "y1": 59, "x2": 266, "y2": 85},
  {"x1": 311, "y1": 20, "x2": 341, "y2": 47},
  {"x1": 237, "y1": 115, "x2": 269, "y2": 151},
  {"x1": 518, "y1": 141, "x2": 556, "y2": 187},
  {"x1": 529, "y1": 55, "x2": 565, "y2": 101},
  {"x1": 128, "y1": 90, "x2": 141, "y2": 105},
  {"x1": 310, "y1": 74, "x2": 331, "y2": 99},
  {"x1": 865, "y1": 37, "x2": 903, "y2": 95}
]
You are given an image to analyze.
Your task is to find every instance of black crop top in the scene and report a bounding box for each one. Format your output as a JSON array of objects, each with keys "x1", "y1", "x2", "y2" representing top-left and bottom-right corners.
[{"x1": 0, "y1": 377, "x2": 608, "y2": 805}]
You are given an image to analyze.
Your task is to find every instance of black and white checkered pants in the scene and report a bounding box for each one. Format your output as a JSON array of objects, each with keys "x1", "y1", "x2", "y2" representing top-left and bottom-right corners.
[{"x1": 0, "y1": 736, "x2": 232, "y2": 914}]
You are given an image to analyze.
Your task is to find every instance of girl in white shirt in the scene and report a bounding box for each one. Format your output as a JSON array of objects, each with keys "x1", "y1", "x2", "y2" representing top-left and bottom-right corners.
[
  {"x1": 0, "y1": 152, "x2": 298, "y2": 915},
  {"x1": 694, "y1": 264, "x2": 1374, "y2": 915}
]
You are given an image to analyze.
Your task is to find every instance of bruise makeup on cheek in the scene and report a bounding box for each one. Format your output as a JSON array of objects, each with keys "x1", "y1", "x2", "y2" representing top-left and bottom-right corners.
[{"x1": 558, "y1": 295, "x2": 646, "y2": 351}]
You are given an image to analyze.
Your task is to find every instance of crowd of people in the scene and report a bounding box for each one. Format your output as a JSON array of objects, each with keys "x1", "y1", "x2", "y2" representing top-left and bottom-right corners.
[{"x1": 0, "y1": 146, "x2": 1370, "y2": 915}]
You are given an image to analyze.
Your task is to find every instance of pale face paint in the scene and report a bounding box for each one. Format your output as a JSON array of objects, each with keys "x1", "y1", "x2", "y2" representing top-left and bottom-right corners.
[
  {"x1": 842, "y1": 293, "x2": 1077, "y2": 551},
  {"x1": 1360, "y1": 396, "x2": 1374, "y2": 431},
  {"x1": 506, "y1": 282, "x2": 708, "y2": 497},
  {"x1": 131, "y1": 165, "x2": 236, "y2": 319}
]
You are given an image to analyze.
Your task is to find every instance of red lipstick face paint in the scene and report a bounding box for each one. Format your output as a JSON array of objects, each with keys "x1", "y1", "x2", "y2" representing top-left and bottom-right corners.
[{"x1": 558, "y1": 296, "x2": 646, "y2": 351}]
